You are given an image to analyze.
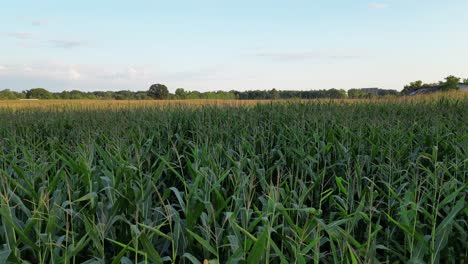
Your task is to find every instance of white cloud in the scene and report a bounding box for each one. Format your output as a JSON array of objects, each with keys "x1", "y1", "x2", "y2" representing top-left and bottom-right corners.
[
  {"x1": 257, "y1": 51, "x2": 362, "y2": 62},
  {"x1": 0, "y1": 62, "x2": 232, "y2": 91},
  {"x1": 0, "y1": 62, "x2": 155, "y2": 84},
  {"x1": 369, "y1": 2, "x2": 388, "y2": 10},
  {"x1": 0, "y1": 65, "x2": 6, "y2": 76},
  {"x1": 127, "y1": 67, "x2": 138, "y2": 78},
  {"x1": 119, "y1": 67, "x2": 142, "y2": 79},
  {"x1": 50, "y1": 40, "x2": 86, "y2": 49},
  {"x1": 32, "y1": 20, "x2": 48, "y2": 26},
  {"x1": 2, "y1": 32, "x2": 32, "y2": 39},
  {"x1": 98, "y1": 67, "x2": 149, "y2": 80},
  {"x1": 17, "y1": 41, "x2": 35, "y2": 47},
  {"x1": 68, "y1": 68, "x2": 81, "y2": 80},
  {"x1": 0, "y1": 63, "x2": 83, "y2": 81}
]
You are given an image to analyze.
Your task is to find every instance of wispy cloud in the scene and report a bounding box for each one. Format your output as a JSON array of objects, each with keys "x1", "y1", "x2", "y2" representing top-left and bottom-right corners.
[
  {"x1": 257, "y1": 52, "x2": 362, "y2": 62},
  {"x1": 369, "y1": 2, "x2": 389, "y2": 10},
  {"x1": 32, "y1": 20, "x2": 48, "y2": 26},
  {"x1": 0, "y1": 62, "x2": 86, "y2": 81},
  {"x1": 0, "y1": 62, "x2": 251, "y2": 91},
  {"x1": 68, "y1": 68, "x2": 81, "y2": 80},
  {"x1": 17, "y1": 41, "x2": 35, "y2": 47},
  {"x1": 0, "y1": 62, "x2": 154, "y2": 83},
  {"x1": 50, "y1": 40, "x2": 86, "y2": 49},
  {"x1": 2, "y1": 32, "x2": 33, "y2": 39},
  {"x1": 98, "y1": 67, "x2": 149, "y2": 80}
]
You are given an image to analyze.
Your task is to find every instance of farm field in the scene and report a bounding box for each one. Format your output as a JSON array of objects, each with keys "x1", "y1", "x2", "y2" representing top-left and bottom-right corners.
[
  {"x1": 0, "y1": 94, "x2": 467, "y2": 263},
  {"x1": 0, "y1": 91, "x2": 466, "y2": 110},
  {"x1": 0, "y1": 99, "x2": 262, "y2": 110}
]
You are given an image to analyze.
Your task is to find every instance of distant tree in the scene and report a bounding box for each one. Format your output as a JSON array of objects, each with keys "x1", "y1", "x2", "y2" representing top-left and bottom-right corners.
[
  {"x1": 270, "y1": 88, "x2": 280, "y2": 99},
  {"x1": 0, "y1": 89, "x2": 23, "y2": 99},
  {"x1": 147, "y1": 84, "x2": 169, "y2": 99},
  {"x1": 327, "y1": 88, "x2": 347, "y2": 99},
  {"x1": 112, "y1": 90, "x2": 134, "y2": 100},
  {"x1": 402, "y1": 80, "x2": 423, "y2": 95},
  {"x1": 348, "y1": 89, "x2": 363, "y2": 98},
  {"x1": 58, "y1": 91, "x2": 70, "y2": 99},
  {"x1": 134, "y1": 91, "x2": 150, "y2": 100},
  {"x1": 441, "y1": 75, "x2": 460, "y2": 90},
  {"x1": 26, "y1": 88, "x2": 53, "y2": 99},
  {"x1": 58, "y1": 90, "x2": 88, "y2": 99},
  {"x1": 463, "y1": 78, "x2": 468, "y2": 85},
  {"x1": 175, "y1": 88, "x2": 186, "y2": 99},
  {"x1": 186, "y1": 91, "x2": 201, "y2": 99},
  {"x1": 230, "y1": 90, "x2": 240, "y2": 99},
  {"x1": 69, "y1": 90, "x2": 87, "y2": 99}
]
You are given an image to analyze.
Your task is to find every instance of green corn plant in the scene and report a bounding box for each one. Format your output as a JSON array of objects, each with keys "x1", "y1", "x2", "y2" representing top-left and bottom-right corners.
[{"x1": 0, "y1": 96, "x2": 466, "y2": 263}]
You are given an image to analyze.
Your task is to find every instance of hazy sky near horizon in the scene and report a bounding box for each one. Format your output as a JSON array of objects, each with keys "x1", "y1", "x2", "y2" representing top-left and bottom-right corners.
[{"x1": 1, "y1": 0, "x2": 467, "y2": 92}]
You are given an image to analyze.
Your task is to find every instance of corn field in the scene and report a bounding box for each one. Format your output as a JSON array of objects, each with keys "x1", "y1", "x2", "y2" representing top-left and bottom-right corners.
[{"x1": 0, "y1": 97, "x2": 467, "y2": 263}]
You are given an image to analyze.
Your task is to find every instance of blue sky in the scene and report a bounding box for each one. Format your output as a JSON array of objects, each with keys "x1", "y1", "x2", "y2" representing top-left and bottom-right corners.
[{"x1": 1, "y1": 0, "x2": 467, "y2": 92}]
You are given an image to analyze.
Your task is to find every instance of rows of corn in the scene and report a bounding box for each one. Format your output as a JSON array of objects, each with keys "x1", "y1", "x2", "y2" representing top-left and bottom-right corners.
[{"x1": 0, "y1": 97, "x2": 466, "y2": 263}]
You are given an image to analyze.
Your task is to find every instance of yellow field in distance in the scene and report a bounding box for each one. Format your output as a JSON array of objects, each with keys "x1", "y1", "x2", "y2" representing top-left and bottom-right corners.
[{"x1": 0, "y1": 91, "x2": 466, "y2": 110}]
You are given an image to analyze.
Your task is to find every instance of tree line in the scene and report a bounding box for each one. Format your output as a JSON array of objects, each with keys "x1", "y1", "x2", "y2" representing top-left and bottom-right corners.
[
  {"x1": 401, "y1": 75, "x2": 468, "y2": 95},
  {"x1": 1, "y1": 75, "x2": 465, "y2": 100},
  {"x1": 0, "y1": 86, "x2": 397, "y2": 100}
]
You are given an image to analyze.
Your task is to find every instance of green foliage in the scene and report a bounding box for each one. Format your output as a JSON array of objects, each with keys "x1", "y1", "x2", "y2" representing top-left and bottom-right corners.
[
  {"x1": 179, "y1": 90, "x2": 237, "y2": 100},
  {"x1": 0, "y1": 89, "x2": 25, "y2": 99},
  {"x1": 402, "y1": 80, "x2": 423, "y2": 95},
  {"x1": 175, "y1": 88, "x2": 187, "y2": 99},
  {"x1": 148, "y1": 83, "x2": 169, "y2": 99},
  {"x1": 270, "y1": 88, "x2": 280, "y2": 99},
  {"x1": 26, "y1": 88, "x2": 54, "y2": 99},
  {"x1": 402, "y1": 75, "x2": 463, "y2": 95},
  {"x1": 441, "y1": 75, "x2": 460, "y2": 90},
  {"x1": 0, "y1": 98, "x2": 466, "y2": 263},
  {"x1": 0, "y1": 87, "x2": 403, "y2": 100},
  {"x1": 5, "y1": 74, "x2": 468, "y2": 101},
  {"x1": 348, "y1": 88, "x2": 366, "y2": 98},
  {"x1": 348, "y1": 88, "x2": 399, "y2": 98},
  {"x1": 237, "y1": 88, "x2": 349, "y2": 99}
]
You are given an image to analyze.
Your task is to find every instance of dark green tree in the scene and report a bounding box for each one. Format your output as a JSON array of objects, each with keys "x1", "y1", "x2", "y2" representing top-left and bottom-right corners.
[
  {"x1": 0, "y1": 89, "x2": 24, "y2": 99},
  {"x1": 348, "y1": 89, "x2": 363, "y2": 98},
  {"x1": 26, "y1": 88, "x2": 53, "y2": 99},
  {"x1": 402, "y1": 80, "x2": 423, "y2": 95},
  {"x1": 175, "y1": 88, "x2": 186, "y2": 99},
  {"x1": 147, "y1": 84, "x2": 169, "y2": 99},
  {"x1": 58, "y1": 90, "x2": 88, "y2": 99},
  {"x1": 270, "y1": 88, "x2": 280, "y2": 99},
  {"x1": 134, "y1": 91, "x2": 150, "y2": 100},
  {"x1": 441, "y1": 75, "x2": 460, "y2": 90}
]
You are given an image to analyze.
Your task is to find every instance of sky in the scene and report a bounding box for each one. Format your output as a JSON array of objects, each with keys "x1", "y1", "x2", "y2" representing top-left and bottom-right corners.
[{"x1": 1, "y1": 0, "x2": 467, "y2": 92}]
